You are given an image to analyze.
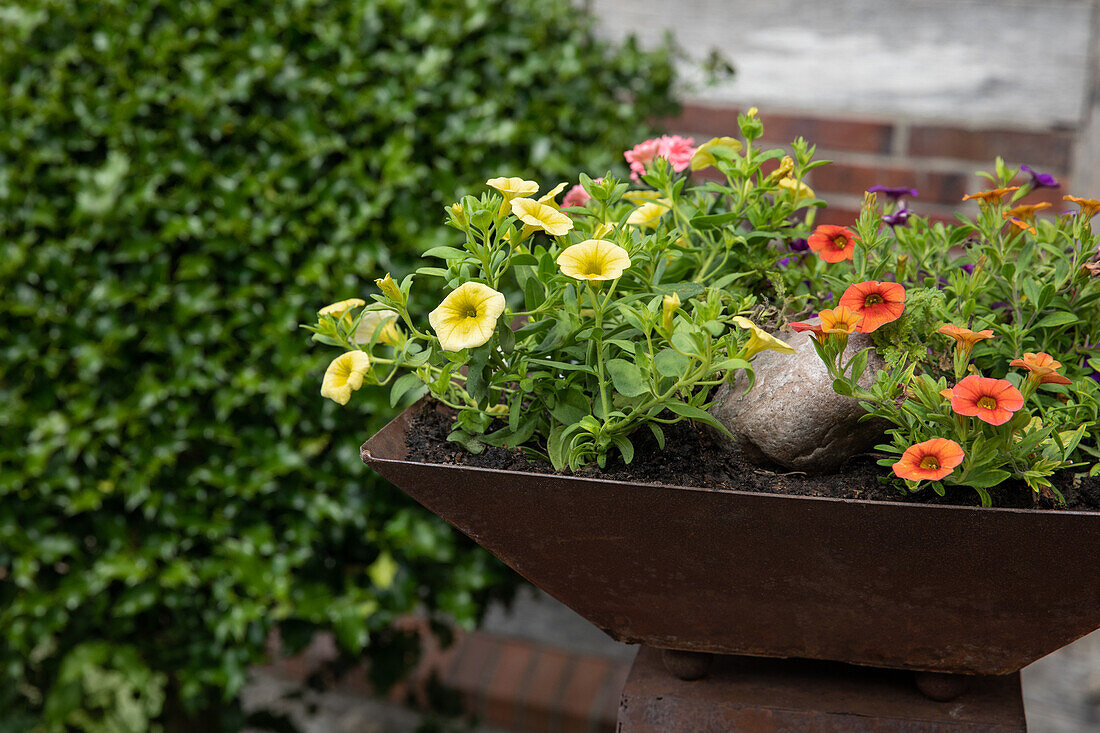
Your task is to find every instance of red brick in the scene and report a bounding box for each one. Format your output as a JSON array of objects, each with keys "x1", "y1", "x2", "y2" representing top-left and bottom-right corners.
[
  {"x1": 810, "y1": 163, "x2": 972, "y2": 205},
  {"x1": 908, "y1": 124, "x2": 1074, "y2": 170},
  {"x1": 815, "y1": 207, "x2": 862, "y2": 227},
  {"x1": 483, "y1": 639, "x2": 537, "y2": 729},
  {"x1": 671, "y1": 104, "x2": 894, "y2": 154},
  {"x1": 443, "y1": 633, "x2": 503, "y2": 715},
  {"x1": 559, "y1": 656, "x2": 613, "y2": 733},
  {"x1": 518, "y1": 648, "x2": 572, "y2": 733}
]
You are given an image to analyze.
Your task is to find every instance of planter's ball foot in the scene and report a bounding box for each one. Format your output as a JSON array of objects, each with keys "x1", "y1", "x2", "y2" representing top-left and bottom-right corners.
[
  {"x1": 915, "y1": 671, "x2": 972, "y2": 701},
  {"x1": 661, "y1": 648, "x2": 713, "y2": 680}
]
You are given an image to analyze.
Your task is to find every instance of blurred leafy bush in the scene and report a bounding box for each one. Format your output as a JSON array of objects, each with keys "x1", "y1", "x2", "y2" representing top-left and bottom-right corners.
[{"x1": 0, "y1": 0, "x2": 676, "y2": 727}]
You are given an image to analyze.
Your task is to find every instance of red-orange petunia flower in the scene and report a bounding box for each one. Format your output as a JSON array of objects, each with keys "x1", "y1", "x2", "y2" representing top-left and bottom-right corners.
[
  {"x1": 808, "y1": 225, "x2": 859, "y2": 263},
  {"x1": 1009, "y1": 352, "x2": 1073, "y2": 385},
  {"x1": 938, "y1": 324, "x2": 994, "y2": 349},
  {"x1": 962, "y1": 186, "x2": 1019, "y2": 204},
  {"x1": 838, "y1": 281, "x2": 905, "y2": 333},
  {"x1": 892, "y1": 438, "x2": 965, "y2": 482},
  {"x1": 1064, "y1": 195, "x2": 1100, "y2": 219},
  {"x1": 789, "y1": 320, "x2": 825, "y2": 341},
  {"x1": 1003, "y1": 202, "x2": 1051, "y2": 220},
  {"x1": 1005, "y1": 217, "x2": 1036, "y2": 234},
  {"x1": 949, "y1": 375, "x2": 1024, "y2": 426},
  {"x1": 819, "y1": 305, "x2": 862, "y2": 335}
]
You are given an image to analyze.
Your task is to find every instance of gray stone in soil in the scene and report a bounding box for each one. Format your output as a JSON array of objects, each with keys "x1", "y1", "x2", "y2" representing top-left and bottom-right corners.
[{"x1": 710, "y1": 322, "x2": 887, "y2": 473}]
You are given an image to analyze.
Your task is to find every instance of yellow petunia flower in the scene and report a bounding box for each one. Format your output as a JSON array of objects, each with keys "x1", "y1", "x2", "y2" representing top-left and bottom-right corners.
[
  {"x1": 690, "y1": 136, "x2": 744, "y2": 171},
  {"x1": 321, "y1": 350, "x2": 372, "y2": 405},
  {"x1": 428, "y1": 282, "x2": 507, "y2": 352},
  {"x1": 621, "y1": 190, "x2": 663, "y2": 204},
  {"x1": 487, "y1": 176, "x2": 539, "y2": 201},
  {"x1": 520, "y1": 183, "x2": 571, "y2": 238},
  {"x1": 778, "y1": 176, "x2": 815, "y2": 201},
  {"x1": 766, "y1": 156, "x2": 795, "y2": 183},
  {"x1": 591, "y1": 222, "x2": 615, "y2": 239},
  {"x1": 354, "y1": 308, "x2": 402, "y2": 347},
  {"x1": 626, "y1": 201, "x2": 668, "y2": 228},
  {"x1": 556, "y1": 239, "x2": 631, "y2": 281},
  {"x1": 511, "y1": 197, "x2": 574, "y2": 237},
  {"x1": 662, "y1": 292, "x2": 681, "y2": 333},
  {"x1": 318, "y1": 298, "x2": 365, "y2": 320},
  {"x1": 733, "y1": 316, "x2": 796, "y2": 359}
]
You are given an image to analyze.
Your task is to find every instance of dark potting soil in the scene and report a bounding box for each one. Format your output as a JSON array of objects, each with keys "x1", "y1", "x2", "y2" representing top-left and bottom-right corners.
[{"x1": 404, "y1": 400, "x2": 1100, "y2": 511}]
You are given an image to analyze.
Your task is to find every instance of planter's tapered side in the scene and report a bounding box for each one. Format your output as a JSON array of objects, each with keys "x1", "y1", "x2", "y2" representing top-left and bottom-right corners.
[{"x1": 362, "y1": 403, "x2": 1100, "y2": 675}]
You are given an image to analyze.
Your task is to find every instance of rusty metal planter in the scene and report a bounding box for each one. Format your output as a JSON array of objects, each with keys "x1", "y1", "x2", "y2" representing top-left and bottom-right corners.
[{"x1": 361, "y1": 400, "x2": 1100, "y2": 676}]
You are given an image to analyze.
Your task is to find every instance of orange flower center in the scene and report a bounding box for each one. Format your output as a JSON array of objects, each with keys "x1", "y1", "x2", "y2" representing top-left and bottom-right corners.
[
  {"x1": 919, "y1": 456, "x2": 940, "y2": 470},
  {"x1": 977, "y1": 396, "x2": 997, "y2": 410},
  {"x1": 864, "y1": 293, "x2": 884, "y2": 306}
]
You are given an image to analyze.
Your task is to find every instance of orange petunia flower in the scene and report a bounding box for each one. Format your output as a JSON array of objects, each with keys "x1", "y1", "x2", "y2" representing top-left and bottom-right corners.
[
  {"x1": 1064, "y1": 195, "x2": 1100, "y2": 219},
  {"x1": 808, "y1": 225, "x2": 859, "y2": 263},
  {"x1": 962, "y1": 186, "x2": 1019, "y2": 204},
  {"x1": 938, "y1": 324, "x2": 994, "y2": 349},
  {"x1": 1005, "y1": 217, "x2": 1036, "y2": 234},
  {"x1": 949, "y1": 375, "x2": 1024, "y2": 426},
  {"x1": 819, "y1": 306, "x2": 862, "y2": 335},
  {"x1": 789, "y1": 320, "x2": 825, "y2": 341},
  {"x1": 838, "y1": 281, "x2": 905, "y2": 333},
  {"x1": 1009, "y1": 352, "x2": 1073, "y2": 386},
  {"x1": 1003, "y1": 202, "x2": 1051, "y2": 220},
  {"x1": 892, "y1": 438, "x2": 965, "y2": 482}
]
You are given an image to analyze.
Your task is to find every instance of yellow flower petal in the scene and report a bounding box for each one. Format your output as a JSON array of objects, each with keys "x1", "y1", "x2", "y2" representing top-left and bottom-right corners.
[
  {"x1": 733, "y1": 316, "x2": 796, "y2": 359},
  {"x1": 354, "y1": 308, "x2": 402, "y2": 346},
  {"x1": 428, "y1": 282, "x2": 507, "y2": 352},
  {"x1": 320, "y1": 350, "x2": 371, "y2": 405},
  {"x1": 778, "y1": 176, "x2": 815, "y2": 201},
  {"x1": 556, "y1": 239, "x2": 631, "y2": 281},
  {"x1": 487, "y1": 176, "x2": 539, "y2": 200},
  {"x1": 690, "y1": 136, "x2": 743, "y2": 171},
  {"x1": 538, "y1": 182, "x2": 568, "y2": 207},
  {"x1": 622, "y1": 190, "x2": 662, "y2": 204},
  {"x1": 511, "y1": 197, "x2": 574, "y2": 237},
  {"x1": 318, "y1": 298, "x2": 365, "y2": 319},
  {"x1": 626, "y1": 201, "x2": 668, "y2": 228}
]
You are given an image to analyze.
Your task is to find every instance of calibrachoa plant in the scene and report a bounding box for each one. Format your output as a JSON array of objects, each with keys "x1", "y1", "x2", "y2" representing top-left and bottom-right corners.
[
  {"x1": 793, "y1": 158, "x2": 1100, "y2": 505},
  {"x1": 311, "y1": 114, "x2": 1100, "y2": 505}
]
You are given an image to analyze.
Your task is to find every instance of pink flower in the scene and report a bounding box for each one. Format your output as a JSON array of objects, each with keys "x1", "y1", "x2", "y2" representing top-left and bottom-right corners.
[
  {"x1": 562, "y1": 179, "x2": 601, "y2": 208},
  {"x1": 624, "y1": 138, "x2": 662, "y2": 180},
  {"x1": 623, "y1": 135, "x2": 696, "y2": 181},
  {"x1": 658, "y1": 135, "x2": 696, "y2": 172}
]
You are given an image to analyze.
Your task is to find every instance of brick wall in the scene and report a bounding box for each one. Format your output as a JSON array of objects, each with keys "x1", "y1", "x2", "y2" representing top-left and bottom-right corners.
[{"x1": 670, "y1": 103, "x2": 1076, "y2": 227}]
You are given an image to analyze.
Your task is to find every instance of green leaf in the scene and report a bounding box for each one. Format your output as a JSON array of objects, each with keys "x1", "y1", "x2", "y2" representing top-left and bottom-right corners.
[
  {"x1": 1033, "y1": 312, "x2": 1078, "y2": 329},
  {"x1": 390, "y1": 373, "x2": 425, "y2": 408},
  {"x1": 612, "y1": 436, "x2": 635, "y2": 465},
  {"x1": 422, "y1": 246, "x2": 471, "y2": 260},
  {"x1": 654, "y1": 348, "x2": 690, "y2": 377},
  {"x1": 663, "y1": 401, "x2": 734, "y2": 438},
  {"x1": 689, "y1": 211, "x2": 740, "y2": 230},
  {"x1": 606, "y1": 359, "x2": 649, "y2": 397}
]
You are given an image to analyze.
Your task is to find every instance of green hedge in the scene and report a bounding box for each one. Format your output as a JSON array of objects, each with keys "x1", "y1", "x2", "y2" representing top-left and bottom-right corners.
[{"x1": 0, "y1": 0, "x2": 676, "y2": 727}]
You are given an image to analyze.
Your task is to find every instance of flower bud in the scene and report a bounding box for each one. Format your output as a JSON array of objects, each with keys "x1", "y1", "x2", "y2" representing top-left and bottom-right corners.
[
  {"x1": 766, "y1": 156, "x2": 794, "y2": 183},
  {"x1": 375, "y1": 273, "x2": 404, "y2": 306},
  {"x1": 662, "y1": 292, "x2": 681, "y2": 334},
  {"x1": 449, "y1": 202, "x2": 466, "y2": 227}
]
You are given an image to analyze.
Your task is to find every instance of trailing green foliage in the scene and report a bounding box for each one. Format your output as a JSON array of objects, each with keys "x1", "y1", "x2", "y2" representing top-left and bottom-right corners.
[{"x1": 0, "y1": 0, "x2": 676, "y2": 726}]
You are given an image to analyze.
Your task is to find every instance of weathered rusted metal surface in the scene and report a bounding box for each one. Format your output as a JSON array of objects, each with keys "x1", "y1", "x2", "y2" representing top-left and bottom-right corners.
[
  {"x1": 617, "y1": 647, "x2": 1027, "y2": 732},
  {"x1": 362, "y1": 401, "x2": 1100, "y2": 675}
]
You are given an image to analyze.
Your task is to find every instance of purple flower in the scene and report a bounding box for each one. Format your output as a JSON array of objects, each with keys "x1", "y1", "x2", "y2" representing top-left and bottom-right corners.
[
  {"x1": 868, "y1": 185, "x2": 919, "y2": 201},
  {"x1": 777, "y1": 256, "x2": 792, "y2": 267},
  {"x1": 788, "y1": 238, "x2": 809, "y2": 252},
  {"x1": 961, "y1": 263, "x2": 975, "y2": 274},
  {"x1": 1020, "y1": 164, "x2": 1060, "y2": 189},
  {"x1": 882, "y1": 208, "x2": 911, "y2": 228}
]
